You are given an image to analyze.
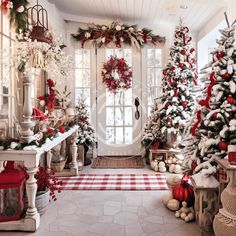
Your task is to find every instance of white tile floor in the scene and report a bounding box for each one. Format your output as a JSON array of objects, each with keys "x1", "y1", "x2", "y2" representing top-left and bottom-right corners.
[{"x1": 1, "y1": 161, "x2": 202, "y2": 236}]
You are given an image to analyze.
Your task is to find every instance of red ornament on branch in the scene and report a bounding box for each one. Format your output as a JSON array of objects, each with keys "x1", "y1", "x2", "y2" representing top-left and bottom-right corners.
[
  {"x1": 101, "y1": 56, "x2": 132, "y2": 93},
  {"x1": 179, "y1": 63, "x2": 184, "y2": 69},
  {"x1": 223, "y1": 72, "x2": 232, "y2": 80},
  {"x1": 218, "y1": 141, "x2": 228, "y2": 151},
  {"x1": 227, "y1": 96, "x2": 235, "y2": 104},
  {"x1": 180, "y1": 50, "x2": 186, "y2": 55},
  {"x1": 181, "y1": 101, "x2": 187, "y2": 107}
]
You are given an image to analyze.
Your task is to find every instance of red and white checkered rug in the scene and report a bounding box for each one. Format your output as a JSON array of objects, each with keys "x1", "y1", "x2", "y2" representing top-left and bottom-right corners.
[{"x1": 58, "y1": 173, "x2": 168, "y2": 191}]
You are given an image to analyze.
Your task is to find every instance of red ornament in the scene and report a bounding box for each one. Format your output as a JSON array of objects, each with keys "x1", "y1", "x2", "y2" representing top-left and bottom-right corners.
[
  {"x1": 199, "y1": 99, "x2": 206, "y2": 106},
  {"x1": 191, "y1": 161, "x2": 197, "y2": 171},
  {"x1": 179, "y1": 63, "x2": 184, "y2": 69},
  {"x1": 218, "y1": 141, "x2": 228, "y2": 151},
  {"x1": 58, "y1": 126, "x2": 65, "y2": 133},
  {"x1": 216, "y1": 51, "x2": 224, "y2": 60},
  {"x1": 171, "y1": 66, "x2": 175, "y2": 71},
  {"x1": 190, "y1": 48, "x2": 195, "y2": 54},
  {"x1": 227, "y1": 96, "x2": 235, "y2": 104},
  {"x1": 213, "y1": 112, "x2": 218, "y2": 120},
  {"x1": 167, "y1": 117, "x2": 172, "y2": 124},
  {"x1": 223, "y1": 73, "x2": 232, "y2": 80},
  {"x1": 180, "y1": 50, "x2": 186, "y2": 55},
  {"x1": 165, "y1": 102, "x2": 170, "y2": 107},
  {"x1": 181, "y1": 101, "x2": 187, "y2": 107},
  {"x1": 172, "y1": 179, "x2": 195, "y2": 207}
]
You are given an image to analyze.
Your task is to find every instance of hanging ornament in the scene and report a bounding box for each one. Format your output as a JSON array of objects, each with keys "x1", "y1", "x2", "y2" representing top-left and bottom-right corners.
[
  {"x1": 218, "y1": 141, "x2": 228, "y2": 150},
  {"x1": 179, "y1": 63, "x2": 184, "y2": 69},
  {"x1": 182, "y1": 101, "x2": 187, "y2": 107},
  {"x1": 227, "y1": 95, "x2": 235, "y2": 104}
]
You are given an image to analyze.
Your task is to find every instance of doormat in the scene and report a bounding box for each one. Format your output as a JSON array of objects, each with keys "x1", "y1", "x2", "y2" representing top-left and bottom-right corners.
[
  {"x1": 58, "y1": 174, "x2": 168, "y2": 190},
  {"x1": 91, "y1": 156, "x2": 144, "y2": 169}
]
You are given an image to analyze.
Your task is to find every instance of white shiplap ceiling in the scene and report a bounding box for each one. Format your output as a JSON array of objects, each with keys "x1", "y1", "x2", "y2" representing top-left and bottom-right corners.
[{"x1": 48, "y1": 0, "x2": 226, "y2": 32}]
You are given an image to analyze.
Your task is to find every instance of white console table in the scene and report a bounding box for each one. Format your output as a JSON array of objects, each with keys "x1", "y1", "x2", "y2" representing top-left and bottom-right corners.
[{"x1": 0, "y1": 125, "x2": 79, "y2": 232}]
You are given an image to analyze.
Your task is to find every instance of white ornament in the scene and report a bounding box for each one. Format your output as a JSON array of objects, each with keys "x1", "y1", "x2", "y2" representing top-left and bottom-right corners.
[
  {"x1": 115, "y1": 25, "x2": 122, "y2": 31},
  {"x1": 16, "y1": 5, "x2": 24, "y2": 13},
  {"x1": 167, "y1": 199, "x2": 180, "y2": 211}
]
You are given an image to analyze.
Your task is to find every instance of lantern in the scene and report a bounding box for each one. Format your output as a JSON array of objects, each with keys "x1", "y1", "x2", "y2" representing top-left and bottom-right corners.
[
  {"x1": 172, "y1": 178, "x2": 195, "y2": 207},
  {"x1": 0, "y1": 161, "x2": 26, "y2": 222}
]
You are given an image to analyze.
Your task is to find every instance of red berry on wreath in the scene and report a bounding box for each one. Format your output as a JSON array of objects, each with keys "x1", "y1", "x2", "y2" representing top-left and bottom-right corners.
[
  {"x1": 213, "y1": 112, "x2": 218, "y2": 120},
  {"x1": 227, "y1": 96, "x2": 235, "y2": 104},
  {"x1": 218, "y1": 141, "x2": 228, "y2": 150},
  {"x1": 181, "y1": 101, "x2": 187, "y2": 107},
  {"x1": 179, "y1": 63, "x2": 184, "y2": 68},
  {"x1": 165, "y1": 102, "x2": 170, "y2": 107},
  {"x1": 180, "y1": 50, "x2": 186, "y2": 55},
  {"x1": 190, "y1": 48, "x2": 195, "y2": 53}
]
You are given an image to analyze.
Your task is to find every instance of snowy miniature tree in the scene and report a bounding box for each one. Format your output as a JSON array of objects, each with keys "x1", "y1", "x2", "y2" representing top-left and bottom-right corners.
[
  {"x1": 76, "y1": 98, "x2": 96, "y2": 146},
  {"x1": 190, "y1": 16, "x2": 236, "y2": 175},
  {"x1": 159, "y1": 20, "x2": 197, "y2": 136},
  {"x1": 142, "y1": 98, "x2": 166, "y2": 149}
]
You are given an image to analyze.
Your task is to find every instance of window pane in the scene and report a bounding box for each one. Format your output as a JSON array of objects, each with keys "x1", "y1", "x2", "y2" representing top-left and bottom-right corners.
[
  {"x1": 125, "y1": 107, "x2": 132, "y2": 126},
  {"x1": 116, "y1": 127, "x2": 123, "y2": 144},
  {"x1": 106, "y1": 107, "x2": 114, "y2": 126},
  {"x1": 115, "y1": 108, "x2": 123, "y2": 126},
  {"x1": 83, "y1": 49, "x2": 90, "y2": 68},
  {"x1": 106, "y1": 127, "x2": 114, "y2": 144},
  {"x1": 82, "y1": 69, "x2": 90, "y2": 87},
  {"x1": 75, "y1": 69, "x2": 82, "y2": 87},
  {"x1": 125, "y1": 127, "x2": 132, "y2": 144}
]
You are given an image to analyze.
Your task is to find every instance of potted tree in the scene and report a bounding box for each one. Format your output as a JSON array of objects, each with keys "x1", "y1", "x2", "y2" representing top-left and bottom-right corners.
[{"x1": 75, "y1": 98, "x2": 96, "y2": 166}]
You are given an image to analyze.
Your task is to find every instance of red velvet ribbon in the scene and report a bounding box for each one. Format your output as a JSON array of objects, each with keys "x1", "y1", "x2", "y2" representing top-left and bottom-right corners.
[{"x1": 191, "y1": 110, "x2": 202, "y2": 136}]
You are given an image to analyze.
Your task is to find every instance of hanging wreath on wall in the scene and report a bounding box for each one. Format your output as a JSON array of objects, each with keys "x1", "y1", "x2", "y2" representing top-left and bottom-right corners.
[{"x1": 101, "y1": 56, "x2": 132, "y2": 94}]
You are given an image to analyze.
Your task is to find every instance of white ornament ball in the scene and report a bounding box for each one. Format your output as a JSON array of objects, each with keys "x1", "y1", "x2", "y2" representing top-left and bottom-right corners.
[
  {"x1": 167, "y1": 199, "x2": 180, "y2": 211},
  {"x1": 181, "y1": 212, "x2": 187, "y2": 219},
  {"x1": 162, "y1": 193, "x2": 173, "y2": 206},
  {"x1": 16, "y1": 5, "x2": 24, "y2": 13},
  {"x1": 158, "y1": 161, "x2": 165, "y2": 167},
  {"x1": 169, "y1": 164, "x2": 175, "y2": 173},
  {"x1": 174, "y1": 164, "x2": 182, "y2": 174},
  {"x1": 115, "y1": 25, "x2": 122, "y2": 31},
  {"x1": 39, "y1": 100, "x2": 46, "y2": 106},
  {"x1": 175, "y1": 211, "x2": 180, "y2": 218},
  {"x1": 159, "y1": 166, "x2": 167, "y2": 173}
]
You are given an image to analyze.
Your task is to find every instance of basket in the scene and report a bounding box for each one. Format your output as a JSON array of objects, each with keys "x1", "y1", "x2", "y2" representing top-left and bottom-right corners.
[{"x1": 51, "y1": 159, "x2": 67, "y2": 172}]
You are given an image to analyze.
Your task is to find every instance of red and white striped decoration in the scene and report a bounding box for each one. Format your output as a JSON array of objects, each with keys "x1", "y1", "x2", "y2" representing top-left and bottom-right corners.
[{"x1": 58, "y1": 173, "x2": 168, "y2": 191}]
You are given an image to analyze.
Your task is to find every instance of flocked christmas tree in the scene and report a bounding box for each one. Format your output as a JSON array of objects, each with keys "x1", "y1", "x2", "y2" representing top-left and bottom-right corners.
[
  {"x1": 76, "y1": 98, "x2": 96, "y2": 165},
  {"x1": 142, "y1": 20, "x2": 197, "y2": 153},
  {"x1": 159, "y1": 20, "x2": 197, "y2": 137},
  {"x1": 188, "y1": 17, "x2": 236, "y2": 175}
]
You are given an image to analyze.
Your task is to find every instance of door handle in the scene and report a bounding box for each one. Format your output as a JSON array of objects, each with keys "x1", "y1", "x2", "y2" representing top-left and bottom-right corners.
[{"x1": 134, "y1": 97, "x2": 140, "y2": 120}]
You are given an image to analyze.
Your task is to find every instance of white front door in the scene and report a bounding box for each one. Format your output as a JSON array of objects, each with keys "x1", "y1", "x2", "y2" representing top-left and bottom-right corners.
[{"x1": 96, "y1": 48, "x2": 142, "y2": 156}]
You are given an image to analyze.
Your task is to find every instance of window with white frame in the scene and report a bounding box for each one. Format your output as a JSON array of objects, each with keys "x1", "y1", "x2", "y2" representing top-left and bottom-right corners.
[
  {"x1": 146, "y1": 48, "x2": 163, "y2": 115},
  {"x1": 74, "y1": 49, "x2": 91, "y2": 116}
]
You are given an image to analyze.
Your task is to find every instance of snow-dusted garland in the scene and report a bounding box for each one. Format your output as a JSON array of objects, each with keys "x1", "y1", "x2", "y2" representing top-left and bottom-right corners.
[
  {"x1": 72, "y1": 20, "x2": 165, "y2": 48},
  {"x1": 101, "y1": 56, "x2": 132, "y2": 93}
]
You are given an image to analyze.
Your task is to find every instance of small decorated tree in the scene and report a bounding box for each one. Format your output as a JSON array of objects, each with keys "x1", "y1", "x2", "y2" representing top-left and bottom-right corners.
[
  {"x1": 76, "y1": 98, "x2": 96, "y2": 165},
  {"x1": 189, "y1": 17, "x2": 236, "y2": 175},
  {"x1": 142, "y1": 98, "x2": 166, "y2": 163},
  {"x1": 158, "y1": 19, "x2": 197, "y2": 146}
]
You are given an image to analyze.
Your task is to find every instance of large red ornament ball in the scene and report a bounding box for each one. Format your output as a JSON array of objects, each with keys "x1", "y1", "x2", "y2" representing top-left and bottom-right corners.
[
  {"x1": 218, "y1": 141, "x2": 228, "y2": 151},
  {"x1": 172, "y1": 180, "x2": 195, "y2": 207},
  {"x1": 223, "y1": 73, "x2": 232, "y2": 80},
  {"x1": 179, "y1": 63, "x2": 184, "y2": 69},
  {"x1": 227, "y1": 96, "x2": 235, "y2": 104},
  {"x1": 180, "y1": 50, "x2": 186, "y2": 55},
  {"x1": 181, "y1": 101, "x2": 187, "y2": 107}
]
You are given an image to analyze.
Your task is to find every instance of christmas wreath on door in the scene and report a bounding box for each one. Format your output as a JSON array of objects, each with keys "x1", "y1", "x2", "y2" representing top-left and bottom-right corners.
[{"x1": 101, "y1": 56, "x2": 132, "y2": 93}]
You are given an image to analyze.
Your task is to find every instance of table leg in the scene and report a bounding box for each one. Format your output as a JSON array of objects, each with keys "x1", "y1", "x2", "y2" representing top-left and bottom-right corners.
[{"x1": 70, "y1": 131, "x2": 79, "y2": 174}]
